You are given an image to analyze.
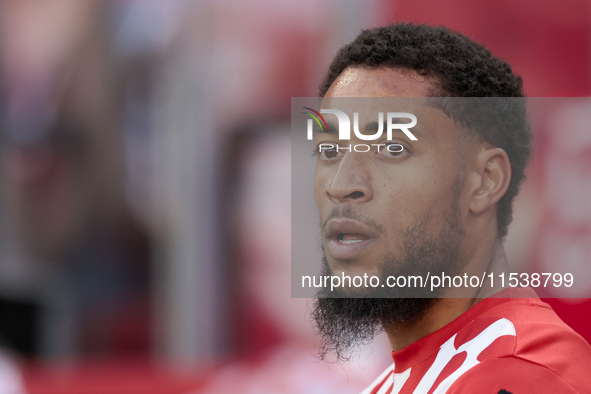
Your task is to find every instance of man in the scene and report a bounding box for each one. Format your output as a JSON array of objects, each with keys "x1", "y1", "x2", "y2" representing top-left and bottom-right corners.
[{"x1": 309, "y1": 23, "x2": 591, "y2": 393}]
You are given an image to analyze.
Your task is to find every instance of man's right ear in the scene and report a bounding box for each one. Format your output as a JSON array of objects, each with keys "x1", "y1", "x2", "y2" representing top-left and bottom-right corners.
[{"x1": 468, "y1": 147, "x2": 511, "y2": 215}]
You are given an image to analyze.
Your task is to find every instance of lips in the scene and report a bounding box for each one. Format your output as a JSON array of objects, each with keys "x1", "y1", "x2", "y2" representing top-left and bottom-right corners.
[
  {"x1": 338, "y1": 232, "x2": 370, "y2": 244},
  {"x1": 325, "y1": 218, "x2": 378, "y2": 260}
]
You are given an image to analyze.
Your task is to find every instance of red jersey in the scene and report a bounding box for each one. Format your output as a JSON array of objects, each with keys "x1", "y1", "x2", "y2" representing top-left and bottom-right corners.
[{"x1": 361, "y1": 288, "x2": 591, "y2": 394}]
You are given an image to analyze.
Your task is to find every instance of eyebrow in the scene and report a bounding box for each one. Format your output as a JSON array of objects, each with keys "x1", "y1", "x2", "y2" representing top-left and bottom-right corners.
[
  {"x1": 313, "y1": 119, "x2": 422, "y2": 138},
  {"x1": 312, "y1": 122, "x2": 338, "y2": 135},
  {"x1": 365, "y1": 119, "x2": 422, "y2": 138}
]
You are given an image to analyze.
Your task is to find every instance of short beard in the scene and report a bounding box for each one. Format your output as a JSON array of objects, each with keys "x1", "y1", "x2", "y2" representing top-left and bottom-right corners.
[{"x1": 311, "y1": 192, "x2": 465, "y2": 363}]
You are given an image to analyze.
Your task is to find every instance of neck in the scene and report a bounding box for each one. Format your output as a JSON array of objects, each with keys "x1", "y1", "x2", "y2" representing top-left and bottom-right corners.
[{"x1": 385, "y1": 238, "x2": 510, "y2": 352}]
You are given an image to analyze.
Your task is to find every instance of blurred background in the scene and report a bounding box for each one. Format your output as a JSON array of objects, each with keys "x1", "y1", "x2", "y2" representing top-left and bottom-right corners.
[{"x1": 0, "y1": 0, "x2": 589, "y2": 393}]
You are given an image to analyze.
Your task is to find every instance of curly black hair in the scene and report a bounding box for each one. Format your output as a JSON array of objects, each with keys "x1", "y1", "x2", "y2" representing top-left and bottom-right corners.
[{"x1": 319, "y1": 22, "x2": 532, "y2": 238}]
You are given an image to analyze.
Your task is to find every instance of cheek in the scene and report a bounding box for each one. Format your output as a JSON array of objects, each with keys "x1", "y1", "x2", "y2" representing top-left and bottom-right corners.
[
  {"x1": 374, "y1": 164, "x2": 455, "y2": 225},
  {"x1": 313, "y1": 169, "x2": 327, "y2": 210}
]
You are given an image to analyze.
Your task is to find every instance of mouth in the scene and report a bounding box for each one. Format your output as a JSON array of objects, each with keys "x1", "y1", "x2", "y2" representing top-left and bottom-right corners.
[
  {"x1": 336, "y1": 232, "x2": 370, "y2": 245},
  {"x1": 325, "y1": 219, "x2": 378, "y2": 260}
]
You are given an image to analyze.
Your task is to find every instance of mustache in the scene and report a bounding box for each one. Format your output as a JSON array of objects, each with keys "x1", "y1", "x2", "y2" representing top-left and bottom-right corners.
[{"x1": 321, "y1": 206, "x2": 386, "y2": 235}]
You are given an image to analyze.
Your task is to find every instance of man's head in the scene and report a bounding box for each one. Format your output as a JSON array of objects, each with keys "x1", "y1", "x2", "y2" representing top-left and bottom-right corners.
[
  {"x1": 319, "y1": 23, "x2": 531, "y2": 238},
  {"x1": 310, "y1": 23, "x2": 532, "y2": 362}
]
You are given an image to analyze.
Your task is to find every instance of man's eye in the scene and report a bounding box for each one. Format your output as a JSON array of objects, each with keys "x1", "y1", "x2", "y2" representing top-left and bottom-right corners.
[
  {"x1": 316, "y1": 144, "x2": 341, "y2": 159},
  {"x1": 379, "y1": 143, "x2": 405, "y2": 157}
]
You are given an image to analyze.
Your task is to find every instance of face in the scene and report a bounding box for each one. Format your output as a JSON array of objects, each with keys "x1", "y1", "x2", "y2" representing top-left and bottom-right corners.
[{"x1": 313, "y1": 67, "x2": 470, "y2": 291}]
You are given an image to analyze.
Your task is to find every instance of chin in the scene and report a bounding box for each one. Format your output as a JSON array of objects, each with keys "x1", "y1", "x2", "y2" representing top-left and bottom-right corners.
[{"x1": 329, "y1": 265, "x2": 381, "y2": 278}]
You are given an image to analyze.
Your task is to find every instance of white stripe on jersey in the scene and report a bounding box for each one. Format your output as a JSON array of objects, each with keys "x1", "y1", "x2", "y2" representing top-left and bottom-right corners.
[
  {"x1": 360, "y1": 364, "x2": 393, "y2": 394},
  {"x1": 392, "y1": 368, "x2": 411, "y2": 394},
  {"x1": 360, "y1": 364, "x2": 412, "y2": 394},
  {"x1": 359, "y1": 318, "x2": 516, "y2": 394}
]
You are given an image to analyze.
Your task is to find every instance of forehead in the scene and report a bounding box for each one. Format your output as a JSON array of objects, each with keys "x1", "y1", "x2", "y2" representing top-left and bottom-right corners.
[
  {"x1": 320, "y1": 67, "x2": 459, "y2": 144},
  {"x1": 324, "y1": 67, "x2": 436, "y2": 98}
]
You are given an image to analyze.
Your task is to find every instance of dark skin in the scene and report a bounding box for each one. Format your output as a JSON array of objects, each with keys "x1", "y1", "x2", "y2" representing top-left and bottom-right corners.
[{"x1": 314, "y1": 66, "x2": 511, "y2": 351}]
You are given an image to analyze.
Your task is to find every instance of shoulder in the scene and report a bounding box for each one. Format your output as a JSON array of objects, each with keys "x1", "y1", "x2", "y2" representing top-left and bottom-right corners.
[
  {"x1": 479, "y1": 296, "x2": 591, "y2": 355},
  {"x1": 492, "y1": 298, "x2": 591, "y2": 363},
  {"x1": 447, "y1": 357, "x2": 583, "y2": 394},
  {"x1": 440, "y1": 297, "x2": 591, "y2": 393}
]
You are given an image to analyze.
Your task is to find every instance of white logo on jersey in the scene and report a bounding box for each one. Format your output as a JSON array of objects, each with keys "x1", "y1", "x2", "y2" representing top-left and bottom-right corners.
[
  {"x1": 413, "y1": 318, "x2": 516, "y2": 394},
  {"x1": 363, "y1": 318, "x2": 516, "y2": 394}
]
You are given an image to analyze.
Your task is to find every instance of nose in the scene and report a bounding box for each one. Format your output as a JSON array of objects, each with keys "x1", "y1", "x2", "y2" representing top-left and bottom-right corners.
[{"x1": 326, "y1": 153, "x2": 373, "y2": 203}]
